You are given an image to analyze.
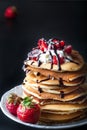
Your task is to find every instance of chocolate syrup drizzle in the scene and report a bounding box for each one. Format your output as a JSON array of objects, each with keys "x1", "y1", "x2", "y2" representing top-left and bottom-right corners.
[
  {"x1": 36, "y1": 72, "x2": 40, "y2": 76},
  {"x1": 49, "y1": 51, "x2": 53, "y2": 69},
  {"x1": 60, "y1": 91, "x2": 64, "y2": 98},
  {"x1": 37, "y1": 75, "x2": 50, "y2": 83},
  {"x1": 65, "y1": 57, "x2": 79, "y2": 65},
  {"x1": 28, "y1": 38, "x2": 79, "y2": 71},
  {"x1": 38, "y1": 86, "x2": 43, "y2": 93},
  {"x1": 54, "y1": 48, "x2": 61, "y2": 70},
  {"x1": 59, "y1": 78, "x2": 64, "y2": 87},
  {"x1": 37, "y1": 54, "x2": 42, "y2": 67}
]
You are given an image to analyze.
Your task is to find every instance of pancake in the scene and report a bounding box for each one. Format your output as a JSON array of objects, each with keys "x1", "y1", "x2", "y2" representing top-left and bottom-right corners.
[
  {"x1": 24, "y1": 63, "x2": 87, "y2": 82},
  {"x1": 25, "y1": 71, "x2": 85, "y2": 86},
  {"x1": 40, "y1": 101, "x2": 87, "y2": 111},
  {"x1": 22, "y1": 83, "x2": 87, "y2": 101},
  {"x1": 24, "y1": 50, "x2": 84, "y2": 72},
  {"x1": 23, "y1": 79, "x2": 80, "y2": 94},
  {"x1": 23, "y1": 90, "x2": 87, "y2": 105},
  {"x1": 40, "y1": 110, "x2": 86, "y2": 122}
]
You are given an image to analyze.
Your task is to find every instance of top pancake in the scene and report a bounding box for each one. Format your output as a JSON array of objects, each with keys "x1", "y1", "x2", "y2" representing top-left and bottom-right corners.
[
  {"x1": 24, "y1": 63, "x2": 87, "y2": 81},
  {"x1": 24, "y1": 50, "x2": 84, "y2": 72}
]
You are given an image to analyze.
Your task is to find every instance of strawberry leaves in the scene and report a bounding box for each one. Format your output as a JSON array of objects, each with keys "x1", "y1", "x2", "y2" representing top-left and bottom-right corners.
[
  {"x1": 22, "y1": 97, "x2": 34, "y2": 108},
  {"x1": 6, "y1": 93, "x2": 40, "y2": 124}
]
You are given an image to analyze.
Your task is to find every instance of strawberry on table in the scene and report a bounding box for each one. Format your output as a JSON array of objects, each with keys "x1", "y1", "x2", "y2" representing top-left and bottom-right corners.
[
  {"x1": 4, "y1": 6, "x2": 17, "y2": 19},
  {"x1": 6, "y1": 93, "x2": 22, "y2": 116},
  {"x1": 17, "y1": 97, "x2": 40, "y2": 124}
]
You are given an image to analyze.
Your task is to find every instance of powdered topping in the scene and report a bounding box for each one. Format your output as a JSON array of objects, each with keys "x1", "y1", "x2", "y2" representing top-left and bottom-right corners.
[{"x1": 25, "y1": 38, "x2": 78, "y2": 70}]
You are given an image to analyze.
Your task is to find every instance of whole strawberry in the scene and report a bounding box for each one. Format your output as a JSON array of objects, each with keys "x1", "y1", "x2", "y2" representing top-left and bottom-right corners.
[
  {"x1": 4, "y1": 6, "x2": 17, "y2": 19},
  {"x1": 6, "y1": 93, "x2": 22, "y2": 116},
  {"x1": 17, "y1": 97, "x2": 40, "y2": 124}
]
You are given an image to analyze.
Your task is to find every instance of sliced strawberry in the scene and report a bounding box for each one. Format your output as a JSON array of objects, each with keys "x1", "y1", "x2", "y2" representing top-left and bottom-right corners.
[
  {"x1": 65, "y1": 45, "x2": 72, "y2": 54},
  {"x1": 52, "y1": 39, "x2": 59, "y2": 43},
  {"x1": 54, "y1": 43, "x2": 60, "y2": 49},
  {"x1": 59, "y1": 56, "x2": 64, "y2": 64},
  {"x1": 32, "y1": 57, "x2": 38, "y2": 61},
  {"x1": 29, "y1": 57, "x2": 38, "y2": 61},
  {"x1": 60, "y1": 40, "x2": 65, "y2": 48},
  {"x1": 38, "y1": 38, "x2": 48, "y2": 52},
  {"x1": 52, "y1": 39, "x2": 60, "y2": 49},
  {"x1": 52, "y1": 55, "x2": 58, "y2": 65},
  {"x1": 17, "y1": 97, "x2": 40, "y2": 124}
]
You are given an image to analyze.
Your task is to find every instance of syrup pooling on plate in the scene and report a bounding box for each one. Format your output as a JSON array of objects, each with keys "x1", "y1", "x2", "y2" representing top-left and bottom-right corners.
[{"x1": 26, "y1": 38, "x2": 78, "y2": 70}]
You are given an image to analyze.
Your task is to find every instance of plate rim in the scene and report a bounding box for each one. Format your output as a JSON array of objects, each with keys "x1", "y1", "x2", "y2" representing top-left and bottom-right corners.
[{"x1": 0, "y1": 84, "x2": 87, "y2": 129}]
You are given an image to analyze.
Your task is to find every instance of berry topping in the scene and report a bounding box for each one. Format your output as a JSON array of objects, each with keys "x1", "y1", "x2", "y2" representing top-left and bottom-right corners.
[
  {"x1": 52, "y1": 55, "x2": 58, "y2": 65},
  {"x1": 30, "y1": 57, "x2": 38, "y2": 61},
  {"x1": 38, "y1": 38, "x2": 48, "y2": 52},
  {"x1": 59, "y1": 40, "x2": 65, "y2": 48},
  {"x1": 65, "y1": 45, "x2": 72, "y2": 54},
  {"x1": 27, "y1": 38, "x2": 73, "y2": 68},
  {"x1": 59, "y1": 56, "x2": 64, "y2": 64}
]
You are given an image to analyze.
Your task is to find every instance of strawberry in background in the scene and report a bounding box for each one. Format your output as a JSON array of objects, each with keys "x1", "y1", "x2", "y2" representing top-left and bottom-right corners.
[{"x1": 4, "y1": 6, "x2": 17, "y2": 19}]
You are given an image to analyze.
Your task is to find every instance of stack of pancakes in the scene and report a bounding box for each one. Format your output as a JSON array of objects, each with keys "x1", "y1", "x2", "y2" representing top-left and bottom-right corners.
[{"x1": 22, "y1": 38, "x2": 87, "y2": 123}]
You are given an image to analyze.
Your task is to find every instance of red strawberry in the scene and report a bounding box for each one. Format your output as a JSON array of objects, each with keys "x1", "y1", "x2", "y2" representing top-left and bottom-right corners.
[
  {"x1": 52, "y1": 39, "x2": 59, "y2": 44},
  {"x1": 17, "y1": 97, "x2": 40, "y2": 124},
  {"x1": 59, "y1": 40, "x2": 65, "y2": 48},
  {"x1": 52, "y1": 55, "x2": 58, "y2": 65},
  {"x1": 52, "y1": 39, "x2": 60, "y2": 49},
  {"x1": 38, "y1": 38, "x2": 48, "y2": 52},
  {"x1": 4, "y1": 6, "x2": 17, "y2": 19},
  {"x1": 6, "y1": 93, "x2": 22, "y2": 116},
  {"x1": 52, "y1": 55, "x2": 64, "y2": 65},
  {"x1": 32, "y1": 57, "x2": 38, "y2": 61},
  {"x1": 65, "y1": 45, "x2": 72, "y2": 54},
  {"x1": 59, "y1": 56, "x2": 64, "y2": 64}
]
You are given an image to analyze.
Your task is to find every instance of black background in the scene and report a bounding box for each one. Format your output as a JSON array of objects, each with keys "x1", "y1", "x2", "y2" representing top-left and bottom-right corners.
[{"x1": 0, "y1": 0, "x2": 87, "y2": 130}]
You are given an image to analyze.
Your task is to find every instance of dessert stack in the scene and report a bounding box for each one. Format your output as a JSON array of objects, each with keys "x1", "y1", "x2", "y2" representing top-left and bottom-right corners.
[{"x1": 22, "y1": 38, "x2": 87, "y2": 123}]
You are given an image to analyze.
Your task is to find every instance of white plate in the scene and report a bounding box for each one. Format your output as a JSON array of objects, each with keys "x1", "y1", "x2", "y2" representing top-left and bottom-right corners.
[{"x1": 1, "y1": 84, "x2": 87, "y2": 129}]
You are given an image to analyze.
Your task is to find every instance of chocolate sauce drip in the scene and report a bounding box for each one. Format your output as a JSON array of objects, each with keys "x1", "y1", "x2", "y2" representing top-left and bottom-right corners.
[
  {"x1": 49, "y1": 51, "x2": 53, "y2": 69},
  {"x1": 37, "y1": 53, "x2": 42, "y2": 67},
  {"x1": 54, "y1": 49, "x2": 61, "y2": 70},
  {"x1": 29, "y1": 57, "x2": 31, "y2": 60},
  {"x1": 24, "y1": 64, "x2": 28, "y2": 68},
  {"x1": 38, "y1": 60, "x2": 42, "y2": 67},
  {"x1": 60, "y1": 91, "x2": 64, "y2": 98},
  {"x1": 31, "y1": 61, "x2": 34, "y2": 65},
  {"x1": 38, "y1": 86, "x2": 43, "y2": 93},
  {"x1": 25, "y1": 80, "x2": 27, "y2": 82},
  {"x1": 65, "y1": 57, "x2": 79, "y2": 65},
  {"x1": 36, "y1": 80, "x2": 38, "y2": 83},
  {"x1": 38, "y1": 75, "x2": 50, "y2": 83},
  {"x1": 36, "y1": 72, "x2": 40, "y2": 76},
  {"x1": 59, "y1": 78, "x2": 64, "y2": 87}
]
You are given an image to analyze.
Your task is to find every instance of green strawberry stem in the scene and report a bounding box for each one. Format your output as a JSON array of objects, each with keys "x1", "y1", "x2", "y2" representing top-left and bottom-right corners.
[{"x1": 22, "y1": 97, "x2": 34, "y2": 108}]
